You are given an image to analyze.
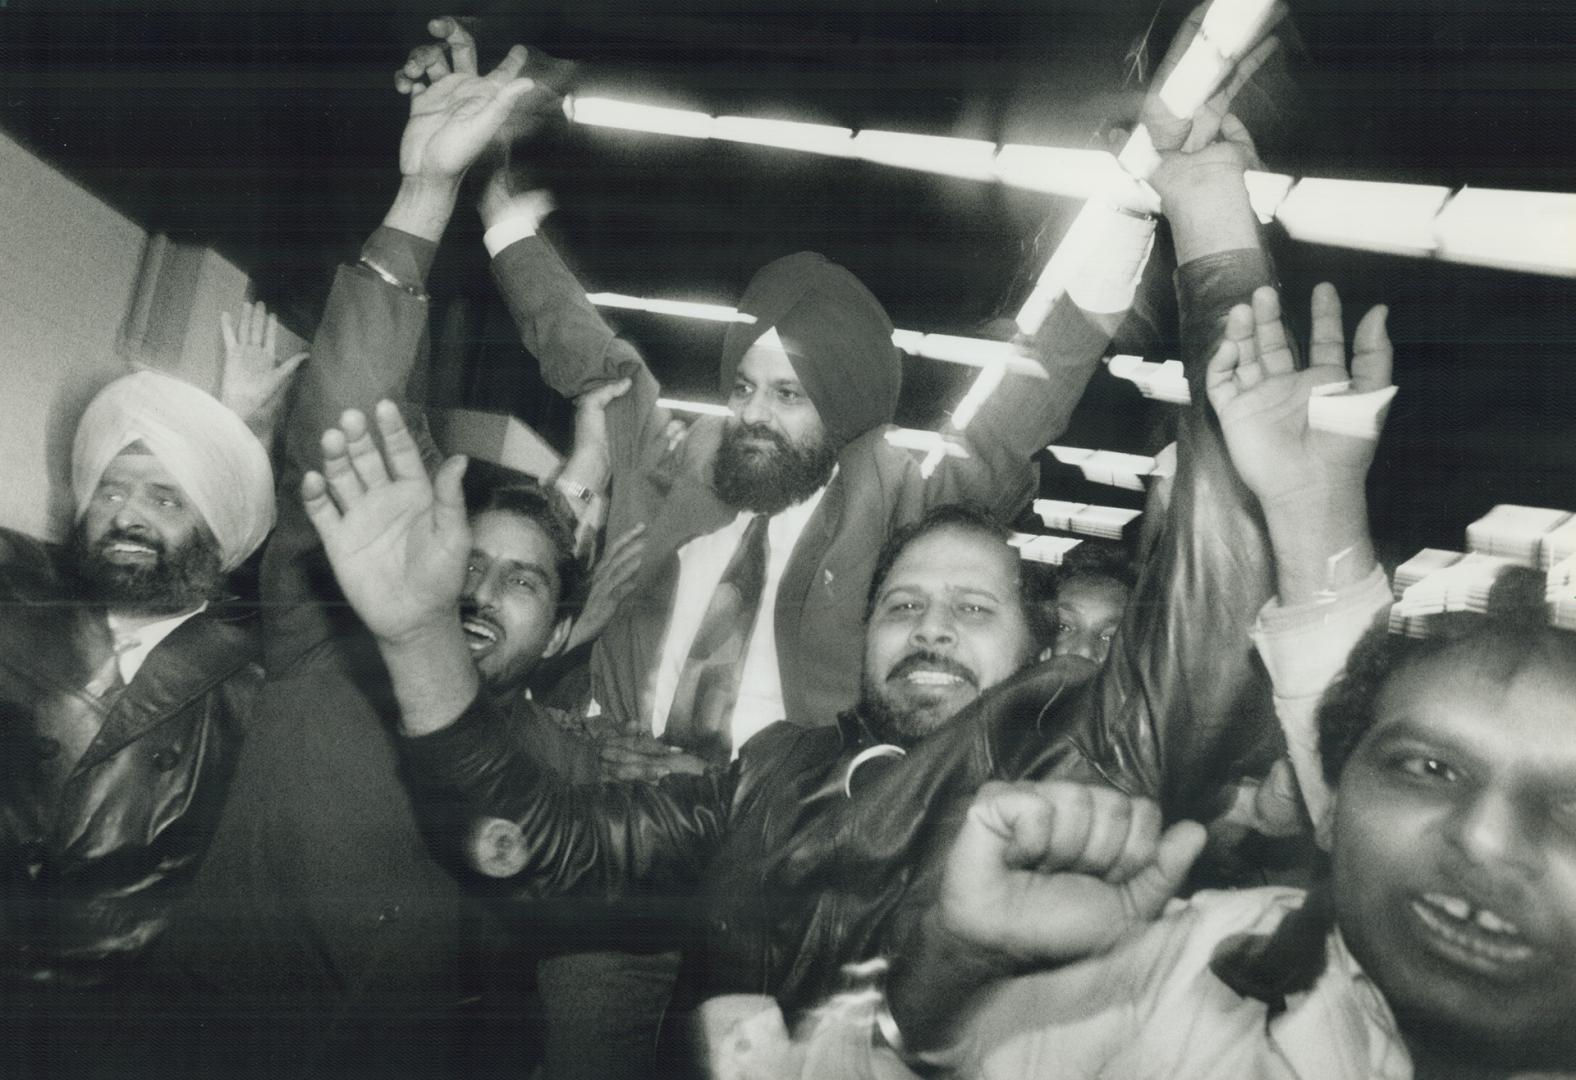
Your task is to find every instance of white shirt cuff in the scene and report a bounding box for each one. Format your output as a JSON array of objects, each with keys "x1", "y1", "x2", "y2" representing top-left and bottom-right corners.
[
  {"x1": 1250, "y1": 566, "x2": 1393, "y2": 699},
  {"x1": 1062, "y1": 202, "x2": 1158, "y2": 315},
  {"x1": 482, "y1": 192, "x2": 554, "y2": 258}
]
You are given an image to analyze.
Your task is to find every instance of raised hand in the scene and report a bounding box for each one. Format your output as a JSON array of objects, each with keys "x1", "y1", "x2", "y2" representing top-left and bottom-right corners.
[
  {"x1": 1142, "y1": 1, "x2": 1282, "y2": 157},
  {"x1": 935, "y1": 780, "x2": 1205, "y2": 968},
  {"x1": 1206, "y1": 283, "x2": 1393, "y2": 510},
  {"x1": 395, "y1": 17, "x2": 537, "y2": 182},
  {"x1": 219, "y1": 300, "x2": 308, "y2": 437},
  {"x1": 301, "y1": 401, "x2": 471, "y2": 646}
]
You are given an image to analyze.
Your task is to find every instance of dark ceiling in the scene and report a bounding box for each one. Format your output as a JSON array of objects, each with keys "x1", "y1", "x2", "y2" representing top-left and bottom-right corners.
[{"x1": 3, "y1": 1, "x2": 1574, "y2": 555}]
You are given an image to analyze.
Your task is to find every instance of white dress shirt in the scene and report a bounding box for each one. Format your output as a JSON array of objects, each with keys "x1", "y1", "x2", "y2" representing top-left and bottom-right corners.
[
  {"x1": 106, "y1": 603, "x2": 207, "y2": 684},
  {"x1": 649, "y1": 482, "x2": 830, "y2": 756}
]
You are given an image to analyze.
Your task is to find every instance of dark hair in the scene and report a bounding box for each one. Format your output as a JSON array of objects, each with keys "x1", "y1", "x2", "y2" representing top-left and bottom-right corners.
[
  {"x1": 864, "y1": 503, "x2": 1055, "y2": 643},
  {"x1": 470, "y1": 481, "x2": 582, "y2": 609},
  {"x1": 1056, "y1": 537, "x2": 1139, "y2": 593},
  {"x1": 1316, "y1": 565, "x2": 1572, "y2": 786}
]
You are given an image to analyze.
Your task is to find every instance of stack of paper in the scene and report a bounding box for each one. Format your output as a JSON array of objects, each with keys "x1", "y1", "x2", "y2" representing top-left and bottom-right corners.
[
  {"x1": 1395, "y1": 552, "x2": 1521, "y2": 619},
  {"x1": 1465, "y1": 505, "x2": 1572, "y2": 566},
  {"x1": 1045, "y1": 445, "x2": 1163, "y2": 492},
  {"x1": 1539, "y1": 515, "x2": 1576, "y2": 572},
  {"x1": 1032, "y1": 499, "x2": 1142, "y2": 540},
  {"x1": 1009, "y1": 532, "x2": 1084, "y2": 566},
  {"x1": 1387, "y1": 605, "x2": 1436, "y2": 639},
  {"x1": 1393, "y1": 549, "x2": 1465, "y2": 598}
]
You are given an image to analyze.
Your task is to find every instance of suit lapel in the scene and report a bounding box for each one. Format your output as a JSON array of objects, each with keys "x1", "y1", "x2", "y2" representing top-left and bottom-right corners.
[
  {"x1": 776, "y1": 470, "x2": 843, "y2": 626},
  {"x1": 771, "y1": 470, "x2": 845, "y2": 703},
  {"x1": 74, "y1": 613, "x2": 253, "y2": 774}
]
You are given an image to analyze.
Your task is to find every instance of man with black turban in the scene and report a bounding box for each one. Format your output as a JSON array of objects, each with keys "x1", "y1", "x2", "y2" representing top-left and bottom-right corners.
[
  {"x1": 480, "y1": 184, "x2": 1138, "y2": 770},
  {"x1": 474, "y1": 124, "x2": 1142, "y2": 1079}
]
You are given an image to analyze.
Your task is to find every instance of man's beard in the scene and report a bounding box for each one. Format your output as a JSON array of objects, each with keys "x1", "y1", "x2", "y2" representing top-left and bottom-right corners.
[
  {"x1": 69, "y1": 522, "x2": 223, "y2": 615},
  {"x1": 856, "y1": 650, "x2": 980, "y2": 749},
  {"x1": 855, "y1": 691, "x2": 931, "y2": 750},
  {"x1": 713, "y1": 421, "x2": 837, "y2": 515}
]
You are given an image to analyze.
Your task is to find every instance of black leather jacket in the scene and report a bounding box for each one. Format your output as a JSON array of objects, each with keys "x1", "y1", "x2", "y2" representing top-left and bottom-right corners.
[
  {"x1": 404, "y1": 698, "x2": 938, "y2": 1009},
  {"x1": 400, "y1": 246, "x2": 1287, "y2": 1020},
  {"x1": 0, "y1": 529, "x2": 259, "y2": 987}
]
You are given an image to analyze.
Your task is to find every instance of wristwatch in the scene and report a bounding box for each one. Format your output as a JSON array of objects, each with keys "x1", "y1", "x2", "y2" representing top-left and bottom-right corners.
[{"x1": 555, "y1": 478, "x2": 597, "y2": 506}]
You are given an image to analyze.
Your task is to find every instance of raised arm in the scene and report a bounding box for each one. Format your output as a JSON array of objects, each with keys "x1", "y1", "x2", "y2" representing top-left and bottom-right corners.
[
  {"x1": 300, "y1": 402, "x2": 729, "y2": 898},
  {"x1": 480, "y1": 171, "x2": 680, "y2": 501},
  {"x1": 1212, "y1": 284, "x2": 1397, "y2": 829},
  {"x1": 1074, "y1": 16, "x2": 1292, "y2": 828},
  {"x1": 920, "y1": 3, "x2": 1277, "y2": 522},
  {"x1": 218, "y1": 299, "x2": 309, "y2": 448},
  {"x1": 261, "y1": 18, "x2": 539, "y2": 675},
  {"x1": 884, "y1": 780, "x2": 1205, "y2": 1062}
]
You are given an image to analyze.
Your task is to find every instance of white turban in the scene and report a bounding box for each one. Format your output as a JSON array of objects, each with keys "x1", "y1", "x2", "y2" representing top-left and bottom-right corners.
[{"x1": 71, "y1": 369, "x2": 276, "y2": 571}]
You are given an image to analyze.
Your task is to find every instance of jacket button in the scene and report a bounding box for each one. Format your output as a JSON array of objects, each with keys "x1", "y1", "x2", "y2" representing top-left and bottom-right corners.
[
  {"x1": 377, "y1": 904, "x2": 402, "y2": 924},
  {"x1": 151, "y1": 748, "x2": 181, "y2": 771}
]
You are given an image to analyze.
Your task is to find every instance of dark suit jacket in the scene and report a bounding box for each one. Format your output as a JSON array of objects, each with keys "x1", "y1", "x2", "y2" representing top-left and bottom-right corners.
[{"x1": 492, "y1": 237, "x2": 1113, "y2": 729}]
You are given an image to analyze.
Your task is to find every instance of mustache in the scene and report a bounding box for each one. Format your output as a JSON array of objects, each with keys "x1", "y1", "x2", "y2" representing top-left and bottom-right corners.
[
  {"x1": 97, "y1": 527, "x2": 166, "y2": 556},
  {"x1": 459, "y1": 600, "x2": 503, "y2": 635},
  {"x1": 726, "y1": 421, "x2": 790, "y2": 449},
  {"x1": 887, "y1": 650, "x2": 977, "y2": 686}
]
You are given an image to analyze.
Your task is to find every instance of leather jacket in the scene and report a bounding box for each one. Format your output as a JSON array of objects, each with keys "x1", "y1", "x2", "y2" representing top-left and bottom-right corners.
[
  {"x1": 400, "y1": 246, "x2": 1288, "y2": 1020},
  {"x1": 0, "y1": 529, "x2": 259, "y2": 987},
  {"x1": 403, "y1": 697, "x2": 909, "y2": 1004}
]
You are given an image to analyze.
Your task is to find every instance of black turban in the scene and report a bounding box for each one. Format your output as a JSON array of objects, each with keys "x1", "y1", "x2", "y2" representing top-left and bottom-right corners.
[{"x1": 718, "y1": 252, "x2": 901, "y2": 449}]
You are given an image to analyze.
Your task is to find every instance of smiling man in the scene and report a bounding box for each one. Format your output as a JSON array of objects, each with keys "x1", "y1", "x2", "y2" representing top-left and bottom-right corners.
[
  {"x1": 456, "y1": 484, "x2": 577, "y2": 696},
  {"x1": 299, "y1": 407, "x2": 1051, "y2": 1022},
  {"x1": 480, "y1": 139, "x2": 1135, "y2": 775},
  {"x1": 0, "y1": 368, "x2": 274, "y2": 1075},
  {"x1": 780, "y1": 273, "x2": 1576, "y2": 1080},
  {"x1": 860, "y1": 507, "x2": 1044, "y2": 749}
]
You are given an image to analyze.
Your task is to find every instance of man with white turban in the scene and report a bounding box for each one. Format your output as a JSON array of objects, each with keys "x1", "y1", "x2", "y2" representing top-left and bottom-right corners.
[{"x1": 0, "y1": 364, "x2": 277, "y2": 1077}]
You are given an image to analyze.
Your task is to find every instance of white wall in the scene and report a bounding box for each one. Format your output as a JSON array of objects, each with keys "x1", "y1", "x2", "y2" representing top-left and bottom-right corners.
[
  {"x1": 0, "y1": 129, "x2": 150, "y2": 540},
  {"x1": 0, "y1": 129, "x2": 277, "y2": 542}
]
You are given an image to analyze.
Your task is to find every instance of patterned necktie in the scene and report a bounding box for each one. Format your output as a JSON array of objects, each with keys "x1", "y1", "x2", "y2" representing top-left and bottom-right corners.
[
  {"x1": 85, "y1": 640, "x2": 130, "y2": 702},
  {"x1": 665, "y1": 514, "x2": 770, "y2": 763}
]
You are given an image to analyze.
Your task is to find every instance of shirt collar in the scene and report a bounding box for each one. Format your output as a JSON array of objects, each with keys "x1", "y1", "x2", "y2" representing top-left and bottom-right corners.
[
  {"x1": 1267, "y1": 928, "x2": 1410, "y2": 1080},
  {"x1": 105, "y1": 603, "x2": 207, "y2": 684}
]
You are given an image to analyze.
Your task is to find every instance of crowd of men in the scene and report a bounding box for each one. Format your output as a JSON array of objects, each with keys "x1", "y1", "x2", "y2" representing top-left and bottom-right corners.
[{"x1": 2, "y1": 9, "x2": 1573, "y2": 1080}]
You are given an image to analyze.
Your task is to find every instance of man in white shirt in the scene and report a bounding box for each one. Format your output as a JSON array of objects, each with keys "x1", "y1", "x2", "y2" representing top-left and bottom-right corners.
[{"x1": 477, "y1": 143, "x2": 1148, "y2": 780}]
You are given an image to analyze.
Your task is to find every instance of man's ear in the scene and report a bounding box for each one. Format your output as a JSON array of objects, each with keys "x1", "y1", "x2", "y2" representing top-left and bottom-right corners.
[{"x1": 544, "y1": 614, "x2": 573, "y2": 659}]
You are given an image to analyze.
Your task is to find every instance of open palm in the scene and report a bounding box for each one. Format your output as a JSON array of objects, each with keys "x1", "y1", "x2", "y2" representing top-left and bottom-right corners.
[
  {"x1": 1206, "y1": 283, "x2": 1394, "y2": 508},
  {"x1": 302, "y1": 402, "x2": 471, "y2": 645},
  {"x1": 396, "y1": 19, "x2": 536, "y2": 181}
]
